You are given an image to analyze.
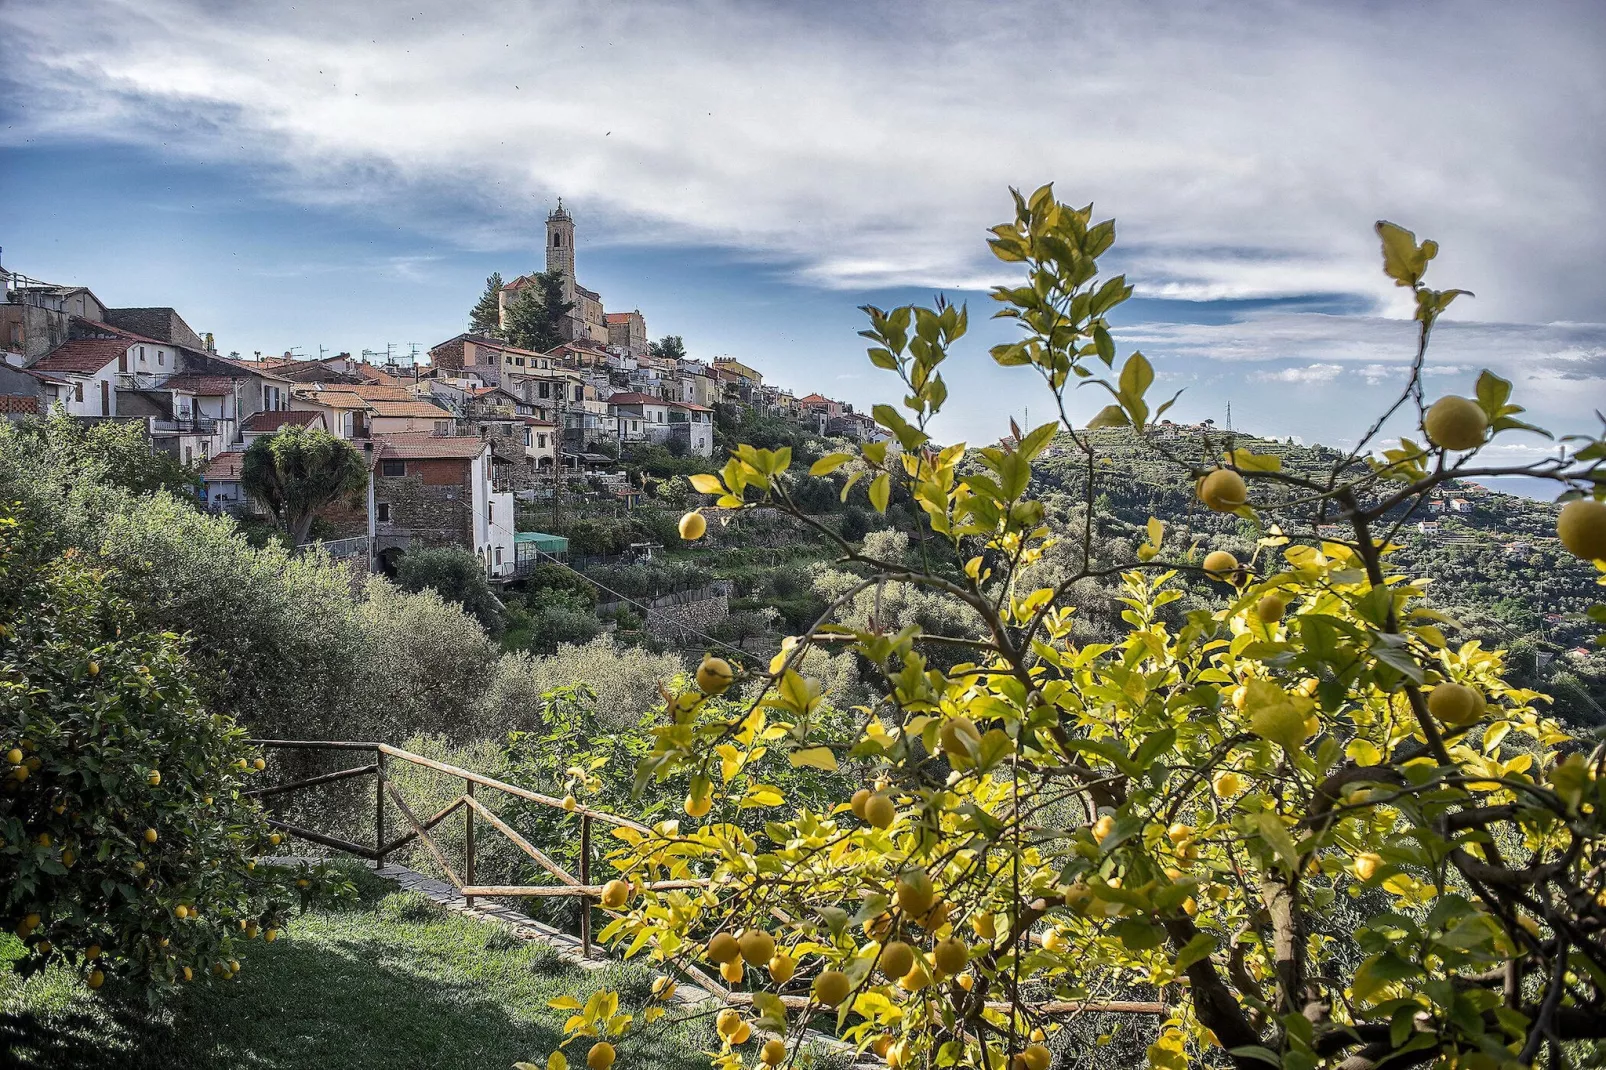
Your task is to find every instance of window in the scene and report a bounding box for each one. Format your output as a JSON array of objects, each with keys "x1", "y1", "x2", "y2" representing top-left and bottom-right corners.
[
  {"x1": 158, "y1": 351, "x2": 164, "y2": 366},
  {"x1": 553, "y1": 233, "x2": 562, "y2": 248},
  {"x1": 382, "y1": 460, "x2": 406, "y2": 477},
  {"x1": 376, "y1": 502, "x2": 391, "y2": 523},
  {"x1": 138, "y1": 346, "x2": 145, "y2": 361},
  {"x1": 74, "y1": 382, "x2": 84, "y2": 402},
  {"x1": 494, "y1": 547, "x2": 502, "y2": 565},
  {"x1": 515, "y1": 357, "x2": 525, "y2": 366}
]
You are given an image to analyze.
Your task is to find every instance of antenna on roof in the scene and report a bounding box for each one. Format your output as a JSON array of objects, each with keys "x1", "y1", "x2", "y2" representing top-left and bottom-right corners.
[{"x1": 318, "y1": 345, "x2": 328, "y2": 360}]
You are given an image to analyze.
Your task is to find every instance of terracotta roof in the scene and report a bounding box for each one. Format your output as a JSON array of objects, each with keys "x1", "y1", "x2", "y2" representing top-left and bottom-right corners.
[
  {"x1": 203, "y1": 451, "x2": 247, "y2": 481},
  {"x1": 376, "y1": 432, "x2": 488, "y2": 460},
  {"x1": 368, "y1": 400, "x2": 452, "y2": 418},
  {"x1": 30, "y1": 337, "x2": 131, "y2": 375},
  {"x1": 604, "y1": 312, "x2": 636, "y2": 324},
  {"x1": 797, "y1": 393, "x2": 830, "y2": 404},
  {"x1": 159, "y1": 375, "x2": 235, "y2": 395},
  {"x1": 320, "y1": 384, "x2": 415, "y2": 400},
  {"x1": 294, "y1": 391, "x2": 367, "y2": 410},
  {"x1": 670, "y1": 401, "x2": 713, "y2": 412},
  {"x1": 242, "y1": 409, "x2": 322, "y2": 432},
  {"x1": 350, "y1": 362, "x2": 405, "y2": 387},
  {"x1": 606, "y1": 391, "x2": 669, "y2": 406}
]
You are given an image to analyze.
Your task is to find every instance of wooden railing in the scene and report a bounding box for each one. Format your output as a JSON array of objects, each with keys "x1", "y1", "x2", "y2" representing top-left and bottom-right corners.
[
  {"x1": 246, "y1": 740, "x2": 700, "y2": 956},
  {"x1": 247, "y1": 739, "x2": 1165, "y2": 1018}
]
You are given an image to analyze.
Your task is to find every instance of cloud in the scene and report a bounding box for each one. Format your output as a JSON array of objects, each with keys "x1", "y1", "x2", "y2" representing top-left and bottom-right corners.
[
  {"x1": 3, "y1": 0, "x2": 1603, "y2": 321},
  {"x1": 1253, "y1": 363, "x2": 1343, "y2": 384}
]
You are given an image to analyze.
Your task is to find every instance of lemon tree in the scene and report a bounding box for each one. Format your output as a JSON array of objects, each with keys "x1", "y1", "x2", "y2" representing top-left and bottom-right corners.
[
  {"x1": 535, "y1": 190, "x2": 1606, "y2": 1070},
  {"x1": 1, "y1": 502, "x2": 350, "y2": 993}
]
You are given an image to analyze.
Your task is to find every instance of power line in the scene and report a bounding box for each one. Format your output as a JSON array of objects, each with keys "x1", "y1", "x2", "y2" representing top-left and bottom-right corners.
[{"x1": 524, "y1": 547, "x2": 757, "y2": 663}]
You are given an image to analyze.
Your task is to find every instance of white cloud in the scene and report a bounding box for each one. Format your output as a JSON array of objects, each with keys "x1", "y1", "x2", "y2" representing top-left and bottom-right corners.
[
  {"x1": 1253, "y1": 363, "x2": 1343, "y2": 384},
  {"x1": 3, "y1": 0, "x2": 1603, "y2": 322}
]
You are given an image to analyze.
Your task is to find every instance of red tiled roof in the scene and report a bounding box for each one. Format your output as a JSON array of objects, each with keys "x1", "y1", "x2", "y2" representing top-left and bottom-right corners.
[
  {"x1": 376, "y1": 433, "x2": 487, "y2": 460},
  {"x1": 30, "y1": 338, "x2": 131, "y2": 375},
  {"x1": 203, "y1": 451, "x2": 247, "y2": 481},
  {"x1": 368, "y1": 399, "x2": 452, "y2": 418},
  {"x1": 604, "y1": 312, "x2": 636, "y2": 324},
  {"x1": 242, "y1": 409, "x2": 321, "y2": 432},
  {"x1": 797, "y1": 393, "x2": 830, "y2": 404},
  {"x1": 670, "y1": 401, "x2": 712, "y2": 412},
  {"x1": 606, "y1": 391, "x2": 668, "y2": 406},
  {"x1": 159, "y1": 375, "x2": 235, "y2": 395},
  {"x1": 351, "y1": 362, "x2": 405, "y2": 387}
]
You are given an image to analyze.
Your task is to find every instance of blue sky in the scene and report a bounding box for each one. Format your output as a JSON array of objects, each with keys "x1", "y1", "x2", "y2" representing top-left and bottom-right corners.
[{"x1": 2, "y1": 0, "x2": 1603, "y2": 472}]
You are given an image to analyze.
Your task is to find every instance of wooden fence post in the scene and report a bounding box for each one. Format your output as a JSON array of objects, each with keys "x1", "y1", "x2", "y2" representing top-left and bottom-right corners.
[
  {"x1": 579, "y1": 813, "x2": 592, "y2": 957},
  {"x1": 375, "y1": 749, "x2": 387, "y2": 868},
  {"x1": 465, "y1": 779, "x2": 476, "y2": 909}
]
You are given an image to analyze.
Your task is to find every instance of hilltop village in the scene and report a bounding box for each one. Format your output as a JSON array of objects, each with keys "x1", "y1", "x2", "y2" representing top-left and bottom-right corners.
[{"x1": 0, "y1": 203, "x2": 883, "y2": 579}]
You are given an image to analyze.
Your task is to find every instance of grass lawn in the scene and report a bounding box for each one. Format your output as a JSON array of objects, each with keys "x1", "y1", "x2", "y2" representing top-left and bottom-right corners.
[{"x1": 1, "y1": 862, "x2": 720, "y2": 1070}]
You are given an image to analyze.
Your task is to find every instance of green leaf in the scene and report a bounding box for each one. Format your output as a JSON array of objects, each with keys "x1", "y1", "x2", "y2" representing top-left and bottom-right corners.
[
  {"x1": 1173, "y1": 932, "x2": 1217, "y2": 972},
  {"x1": 868, "y1": 472, "x2": 891, "y2": 513},
  {"x1": 1227, "y1": 1047, "x2": 1284, "y2": 1068},
  {"x1": 1376, "y1": 220, "x2": 1433, "y2": 287},
  {"x1": 1253, "y1": 811, "x2": 1301, "y2": 874},
  {"x1": 1118, "y1": 351, "x2": 1154, "y2": 401},
  {"x1": 1474, "y1": 370, "x2": 1512, "y2": 417},
  {"x1": 688, "y1": 473, "x2": 724, "y2": 495},
  {"x1": 1087, "y1": 405, "x2": 1129, "y2": 429},
  {"x1": 788, "y1": 747, "x2": 838, "y2": 772},
  {"x1": 809, "y1": 452, "x2": 854, "y2": 476}
]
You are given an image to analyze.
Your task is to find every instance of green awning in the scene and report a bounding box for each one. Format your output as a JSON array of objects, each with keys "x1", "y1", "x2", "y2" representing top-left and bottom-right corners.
[{"x1": 514, "y1": 531, "x2": 570, "y2": 553}]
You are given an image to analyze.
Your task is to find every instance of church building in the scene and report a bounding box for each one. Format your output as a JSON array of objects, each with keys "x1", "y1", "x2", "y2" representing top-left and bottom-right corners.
[{"x1": 499, "y1": 202, "x2": 647, "y2": 358}]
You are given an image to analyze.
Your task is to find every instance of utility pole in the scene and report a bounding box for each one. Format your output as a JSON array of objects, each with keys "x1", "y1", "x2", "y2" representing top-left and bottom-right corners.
[
  {"x1": 318, "y1": 345, "x2": 328, "y2": 361},
  {"x1": 552, "y1": 387, "x2": 566, "y2": 532}
]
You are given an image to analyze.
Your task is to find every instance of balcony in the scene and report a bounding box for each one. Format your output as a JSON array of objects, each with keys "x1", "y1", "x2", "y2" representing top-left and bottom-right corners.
[{"x1": 152, "y1": 415, "x2": 220, "y2": 435}]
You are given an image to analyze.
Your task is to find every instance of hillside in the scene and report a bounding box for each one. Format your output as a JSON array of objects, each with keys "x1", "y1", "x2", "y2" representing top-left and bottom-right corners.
[{"x1": 1030, "y1": 426, "x2": 1606, "y2": 724}]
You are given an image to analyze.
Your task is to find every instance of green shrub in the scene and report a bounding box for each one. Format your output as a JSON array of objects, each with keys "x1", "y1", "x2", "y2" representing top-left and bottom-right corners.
[
  {"x1": 0, "y1": 503, "x2": 350, "y2": 993},
  {"x1": 395, "y1": 546, "x2": 505, "y2": 636}
]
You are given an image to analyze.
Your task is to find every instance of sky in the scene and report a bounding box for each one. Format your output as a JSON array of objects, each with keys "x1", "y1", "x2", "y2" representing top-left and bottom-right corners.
[{"x1": 2, "y1": 0, "x2": 1603, "y2": 477}]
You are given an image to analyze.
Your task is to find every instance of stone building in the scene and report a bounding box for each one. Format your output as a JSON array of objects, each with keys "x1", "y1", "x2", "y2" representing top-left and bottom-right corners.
[{"x1": 496, "y1": 202, "x2": 644, "y2": 349}]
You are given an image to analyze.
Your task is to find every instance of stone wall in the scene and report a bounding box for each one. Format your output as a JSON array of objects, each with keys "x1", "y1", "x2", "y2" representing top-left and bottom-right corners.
[{"x1": 642, "y1": 593, "x2": 728, "y2": 645}]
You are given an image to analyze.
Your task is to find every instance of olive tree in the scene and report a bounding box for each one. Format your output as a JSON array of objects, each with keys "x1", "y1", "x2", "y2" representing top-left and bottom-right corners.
[{"x1": 241, "y1": 425, "x2": 366, "y2": 545}]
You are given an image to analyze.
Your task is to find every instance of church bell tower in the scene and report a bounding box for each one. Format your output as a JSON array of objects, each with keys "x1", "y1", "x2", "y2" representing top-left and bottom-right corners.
[{"x1": 546, "y1": 200, "x2": 575, "y2": 281}]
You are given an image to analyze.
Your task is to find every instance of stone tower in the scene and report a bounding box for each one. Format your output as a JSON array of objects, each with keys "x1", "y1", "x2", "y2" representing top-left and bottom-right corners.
[{"x1": 546, "y1": 200, "x2": 575, "y2": 281}]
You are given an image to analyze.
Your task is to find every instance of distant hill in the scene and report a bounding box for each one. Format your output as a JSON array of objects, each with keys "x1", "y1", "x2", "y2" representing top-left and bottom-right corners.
[{"x1": 1028, "y1": 426, "x2": 1606, "y2": 728}]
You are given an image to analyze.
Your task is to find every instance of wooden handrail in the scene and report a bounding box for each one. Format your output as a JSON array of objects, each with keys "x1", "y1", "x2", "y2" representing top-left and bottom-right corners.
[{"x1": 247, "y1": 763, "x2": 377, "y2": 799}]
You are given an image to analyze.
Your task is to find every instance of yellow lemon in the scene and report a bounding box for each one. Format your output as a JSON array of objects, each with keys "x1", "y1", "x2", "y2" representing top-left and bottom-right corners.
[
  {"x1": 707, "y1": 932, "x2": 741, "y2": 964},
  {"x1": 1166, "y1": 822, "x2": 1192, "y2": 845},
  {"x1": 1017, "y1": 1042, "x2": 1052, "y2": 1070},
  {"x1": 1202, "y1": 550, "x2": 1239, "y2": 583},
  {"x1": 1557, "y1": 498, "x2": 1606, "y2": 562},
  {"x1": 933, "y1": 937, "x2": 969, "y2": 976},
  {"x1": 1198, "y1": 469, "x2": 1248, "y2": 512},
  {"x1": 87, "y1": 969, "x2": 105, "y2": 989},
  {"x1": 939, "y1": 716, "x2": 981, "y2": 762},
  {"x1": 879, "y1": 940, "x2": 915, "y2": 980},
  {"x1": 895, "y1": 871, "x2": 934, "y2": 917},
  {"x1": 1427, "y1": 682, "x2": 1485, "y2": 728},
  {"x1": 971, "y1": 912, "x2": 997, "y2": 940},
  {"x1": 849, "y1": 789, "x2": 871, "y2": 819},
  {"x1": 562, "y1": 795, "x2": 578, "y2": 812},
  {"x1": 695, "y1": 655, "x2": 735, "y2": 695},
  {"x1": 147, "y1": 770, "x2": 161, "y2": 787},
  {"x1": 1212, "y1": 770, "x2": 1242, "y2": 798},
  {"x1": 767, "y1": 951, "x2": 795, "y2": 984},
  {"x1": 738, "y1": 929, "x2": 775, "y2": 967},
  {"x1": 678, "y1": 511, "x2": 708, "y2": 541},
  {"x1": 587, "y1": 1041, "x2": 616, "y2": 1070},
  {"x1": 601, "y1": 879, "x2": 631, "y2": 910},
  {"x1": 814, "y1": 969, "x2": 850, "y2": 1007},
  {"x1": 1354, "y1": 852, "x2": 1383, "y2": 881},
  {"x1": 1423, "y1": 395, "x2": 1488, "y2": 451},
  {"x1": 761, "y1": 1039, "x2": 786, "y2": 1065},
  {"x1": 720, "y1": 958, "x2": 745, "y2": 984},
  {"x1": 898, "y1": 961, "x2": 931, "y2": 991},
  {"x1": 4, "y1": 748, "x2": 20, "y2": 766},
  {"x1": 863, "y1": 793, "x2": 896, "y2": 830},
  {"x1": 143, "y1": 828, "x2": 158, "y2": 844},
  {"x1": 1090, "y1": 815, "x2": 1114, "y2": 843},
  {"x1": 684, "y1": 791, "x2": 712, "y2": 818},
  {"x1": 716, "y1": 1008, "x2": 743, "y2": 1039},
  {"x1": 729, "y1": 1021, "x2": 751, "y2": 1046},
  {"x1": 1255, "y1": 593, "x2": 1287, "y2": 622}
]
